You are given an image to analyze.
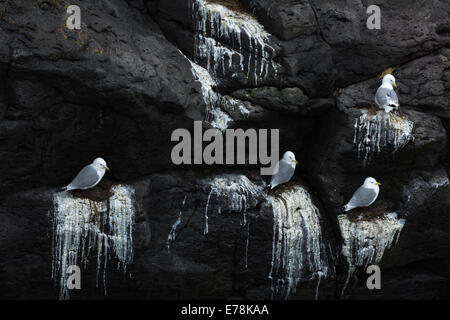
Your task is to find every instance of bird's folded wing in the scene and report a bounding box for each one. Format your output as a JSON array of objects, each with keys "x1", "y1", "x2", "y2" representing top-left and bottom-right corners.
[
  {"x1": 375, "y1": 87, "x2": 390, "y2": 106},
  {"x1": 387, "y1": 89, "x2": 399, "y2": 106},
  {"x1": 69, "y1": 165, "x2": 100, "y2": 189},
  {"x1": 270, "y1": 160, "x2": 293, "y2": 186},
  {"x1": 347, "y1": 186, "x2": 377, "y2": 208}
]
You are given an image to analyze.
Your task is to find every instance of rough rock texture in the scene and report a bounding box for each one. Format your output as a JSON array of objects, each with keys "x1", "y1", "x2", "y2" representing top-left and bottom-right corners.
[{"x1": 1, "y1": 0, "x2": 450, "y2": 299}]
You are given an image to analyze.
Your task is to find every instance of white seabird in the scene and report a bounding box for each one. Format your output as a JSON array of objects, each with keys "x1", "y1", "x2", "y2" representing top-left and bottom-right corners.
[
  {"x1": 269, "y1": 151, "x2": 298, "y2": 190},
  {"x1": 375, "y1": 74, "x2": 399, "y2": 113},
  {"x1": 344, "y1": 177, "x2": 381, "y2": 212},
  {"x1": 63, "y1": 158, "x2": 110, "y2": 191}
]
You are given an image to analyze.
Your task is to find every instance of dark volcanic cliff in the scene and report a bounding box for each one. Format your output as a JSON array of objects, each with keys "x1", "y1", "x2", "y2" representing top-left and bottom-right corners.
[{"x1": 0, "y1": 0, "x2": 449, "y2": 299}]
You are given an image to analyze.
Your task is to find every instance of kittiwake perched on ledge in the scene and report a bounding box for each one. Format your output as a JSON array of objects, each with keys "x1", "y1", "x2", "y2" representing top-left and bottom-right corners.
[
  {"x1": 375, "y1": 74, "x2": 399, "y2": 113},
  {"x1": 344, "y1": 177, "x2": 381, "y2": 212},
  {"x1": 63, "y1": 158, "x2": 110, "y2": 191},
  {"x1": 269, "y1": 151, "x2": 298, "y2": 190}
]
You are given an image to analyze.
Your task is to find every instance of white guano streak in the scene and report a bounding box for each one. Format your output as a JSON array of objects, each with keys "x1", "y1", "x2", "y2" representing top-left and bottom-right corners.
[
  {"x1": 52, "y1": 185, "x2": 135, "y2": 300},
  {"x1": 203, "y1": 175, "x2": 263, "y2": 235},
  {"x1": 268, "y1": 186, "x2": 330, "y2": 300},
  {"x1": 354, "y1": 110, "x2": 414, "y2": 166},
  {"x1": 190, "y1": 0, "x2": 277, "y2": 84},
  {"x1": 338, "y1": 212, "x2": 405, "y2": 296}
]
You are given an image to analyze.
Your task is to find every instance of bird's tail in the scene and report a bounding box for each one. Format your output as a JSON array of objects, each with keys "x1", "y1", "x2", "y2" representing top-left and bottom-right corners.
[
  {"x1": 61, "y1": 186, "x2": 68, "y2": 192},
  {"x1": 343, "y1": 204, "x2": 353, "y2": 212}
]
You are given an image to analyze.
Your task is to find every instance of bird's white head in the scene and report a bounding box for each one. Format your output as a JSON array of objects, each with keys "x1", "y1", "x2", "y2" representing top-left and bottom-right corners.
[
  {"x1": 283, "y1": 151, "x2": 299, "y2": 166},
  {"x1": 363, "y1": 177, "x2": 381, "y2": 188},
  {"x1": 382, "y1": 74, "x2": 397, "y2": 88},
  {"x1": 93, "y1": 157, "x2": 110, "y2": 171}
]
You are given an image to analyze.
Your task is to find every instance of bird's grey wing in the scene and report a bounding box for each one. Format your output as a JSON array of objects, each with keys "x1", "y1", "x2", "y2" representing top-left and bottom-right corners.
[
  {"x1": 387, "y1": 89, "x2": 399, "y2": 106},
  {"x1": 270, "y1": 160, "x2": 294, "y2": 187},
  {"x1": 347, "y1": 186, "x2": 378, "y2": 208},
  {"x1": 269, "y1": 161, "x2": 280, "y2": 180},
  {"x1": 376, "y1": 87, "x2": 399, "y2": 107},
  {"x1": 375, "y1": 87, "x2": 389, "y2": 107},
  {"x1": 68, "y1": 165, "x2": 100, "y2": 189}
]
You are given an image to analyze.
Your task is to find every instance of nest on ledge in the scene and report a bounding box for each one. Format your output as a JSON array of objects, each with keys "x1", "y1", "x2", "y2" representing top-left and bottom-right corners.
[
  {"x1": 269, "y1": 181, "x2": 304, "y2": 197},
  {"x1": 355, "y1": 104, "x2": 405, "y2": 118},
  {"x1": 345, "y1": 201, "x2": 396, "y2": 223},
  {"x1": 68, "y1": 179, "x2": 114, "y2": 202},
  {"x1": 207, "y1": 0, "x2": 255, "y2": 16}
]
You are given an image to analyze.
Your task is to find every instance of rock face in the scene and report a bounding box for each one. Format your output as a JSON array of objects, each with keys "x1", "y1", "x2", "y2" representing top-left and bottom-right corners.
[{"x1": 0, "y1": 0, "x2": 450, "y2": 299}]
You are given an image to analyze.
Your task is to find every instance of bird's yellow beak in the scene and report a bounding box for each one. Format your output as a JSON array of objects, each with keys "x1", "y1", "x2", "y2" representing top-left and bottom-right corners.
[
  {"x1": 376, "y1": 182, "x2": 381, "y2": 185},
  {"x1": 105, "y1": 166, "x2": 110, "y2": 171},
  {"x1": 393, "y1": 83, "x2": 397, "y2": 88},
  {"x1": 293, "y1": 160, "x2": 299, "y2": 165}
]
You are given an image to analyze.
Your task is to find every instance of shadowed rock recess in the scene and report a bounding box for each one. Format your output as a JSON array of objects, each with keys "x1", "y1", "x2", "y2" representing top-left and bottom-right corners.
[{"x1": 0, "y1": 0, "x2": 449, "y2": 300}]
